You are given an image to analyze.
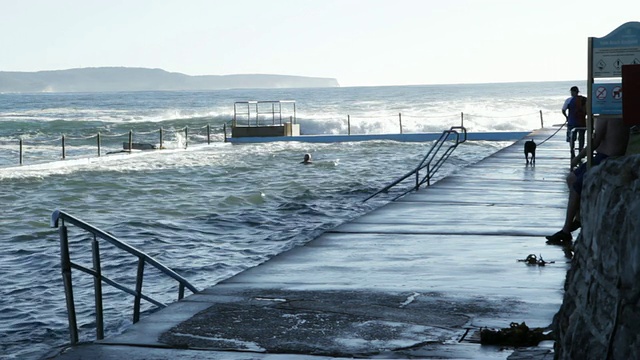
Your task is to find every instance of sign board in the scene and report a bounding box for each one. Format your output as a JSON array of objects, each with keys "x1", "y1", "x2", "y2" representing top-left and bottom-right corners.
[
  {"x1": 591, "y1": 83, "x2": 622, "y2": 115},
  {"x1": 592, "y1": 22, "x2": 640, "y2": 78}
]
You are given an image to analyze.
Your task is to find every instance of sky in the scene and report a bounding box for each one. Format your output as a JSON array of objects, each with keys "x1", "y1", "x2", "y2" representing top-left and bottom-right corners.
[{"x1": 1, "y1": 0, "x2": 639, "y2": 87}]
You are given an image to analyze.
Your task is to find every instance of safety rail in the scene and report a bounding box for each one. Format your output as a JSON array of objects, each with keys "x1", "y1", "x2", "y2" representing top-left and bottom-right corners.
[
  {"x1": 51, "y1": 209, "x2": 199, "y2": 345},
  {"x1": 12, "y1": 124, "x2": 228, "y2": 166},
  {"x1": 363, "y1": 126, "x2": 467, "y2": 202}
]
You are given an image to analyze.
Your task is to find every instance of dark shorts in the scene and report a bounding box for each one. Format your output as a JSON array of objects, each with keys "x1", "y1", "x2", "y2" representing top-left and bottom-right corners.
[
  {"x1": 566, "y1": 125, "x2": 586, "y2": 143},
  {"x1": 573, "y1": 152, "x2": 609, "y2": 195}
]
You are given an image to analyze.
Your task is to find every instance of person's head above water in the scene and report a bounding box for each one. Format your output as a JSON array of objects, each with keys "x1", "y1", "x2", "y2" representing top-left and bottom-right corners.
[{"x1": 301, "y1": 153, "x2": 312, "y2": 164}]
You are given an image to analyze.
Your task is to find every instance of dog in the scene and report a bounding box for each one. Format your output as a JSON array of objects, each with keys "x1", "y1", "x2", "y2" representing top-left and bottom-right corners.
[{"x1": 524, "y1": 139, "x2": 536, "y2": 165}]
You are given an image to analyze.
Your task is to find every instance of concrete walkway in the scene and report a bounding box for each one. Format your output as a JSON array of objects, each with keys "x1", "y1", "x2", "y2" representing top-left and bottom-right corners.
[{"x1": 47, "y1": 128, "x2": 574, "y2": 360}]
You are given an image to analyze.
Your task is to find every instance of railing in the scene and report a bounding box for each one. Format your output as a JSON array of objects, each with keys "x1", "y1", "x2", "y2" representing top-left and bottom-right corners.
[
  {"x1": 5, "y1": 110, "x2": 547, "y2": 167},
  {"x1": 363, "y1": 126, "x2": 467, "y2": 202},
  {"x1": 51, "y1": 209, "x2": 199, "y2": 345},
  {"x1": 11, "y1": 124, "x2": 227, "y2": 166}
]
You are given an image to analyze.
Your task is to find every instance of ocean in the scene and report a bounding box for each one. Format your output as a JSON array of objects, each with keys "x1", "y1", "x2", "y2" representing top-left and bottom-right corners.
[{"x1": 0, "y1": 81, "x2": 580, "y2": 359}]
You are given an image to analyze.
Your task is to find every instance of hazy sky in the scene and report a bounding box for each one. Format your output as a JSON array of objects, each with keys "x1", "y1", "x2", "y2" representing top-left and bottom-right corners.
[{"x1": 1, "y1": 0, "x2": 638, "y2": 86}]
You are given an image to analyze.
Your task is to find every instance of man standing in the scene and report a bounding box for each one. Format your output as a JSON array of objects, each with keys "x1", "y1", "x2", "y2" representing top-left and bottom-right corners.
[{"x1": 562, "y1": 86, "x2": 588, "y2": 159}]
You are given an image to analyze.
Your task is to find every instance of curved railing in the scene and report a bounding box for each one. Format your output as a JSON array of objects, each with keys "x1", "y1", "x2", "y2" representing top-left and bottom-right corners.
[{"x1": 51, "y1": 209, "x2": 199, "y2": 345}]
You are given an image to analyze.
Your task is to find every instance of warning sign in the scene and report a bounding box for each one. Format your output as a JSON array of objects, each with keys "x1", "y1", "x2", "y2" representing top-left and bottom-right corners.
[{"x1": 592, "y1": 83, "x2": 622, "y2": 115}]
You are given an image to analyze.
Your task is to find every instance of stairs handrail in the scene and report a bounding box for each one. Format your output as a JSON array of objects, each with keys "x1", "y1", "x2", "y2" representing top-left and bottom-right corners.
[
  {"x1": 363, "y1": 126, "x2": 466, "y2": 202},
  {"x1": 51, "y1": 209, "x2": 199, "y2": 345}
]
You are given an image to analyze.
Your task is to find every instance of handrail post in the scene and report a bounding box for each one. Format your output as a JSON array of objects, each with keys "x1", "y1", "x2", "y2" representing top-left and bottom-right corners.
[
  {"x1": 348, "y1": 115, "x2": 351, "y2": 135},
  {"x1": 539, "y1": 110, "x2": 544, "y2": 128},
  {"x1": 128, "y1": 130, "x2": 133, "y2": 153},
  {"x1": 92, "y1": 236, "x2": 104, "y2": 340},
  {"x1": 133, "y1": 257, "x2": 145, "y2": 323},
  {"x1": 159, "y1": 127, "x2": 164, "y2": 149},
  {"x1": 206, "y1": 124, "x2": 211, "y2": 145},
  {"x1": 62, "y1": 134, "x2": 66, "y2": 159},
  {"x1": 184, "y1": 127, "x2": 188, "y2": 149},
  {"x1": 60, "y1": 224, "x2": 79, "y2": 344},
  {"x1": 461, "y1": 112, "x2": 464, "y2": 128},
  {"x1": 19, "y1": 138, "x2": 23, "y2": 165},
  {"x1": 399, "y1": 113, "x2": 403, "y2": 134},
  {"x1": 97, "y1": 133, "x2": 101, "y2": 157},
  {"x1": 179, "y1": 283, "x2": 185, "y2": 300}
]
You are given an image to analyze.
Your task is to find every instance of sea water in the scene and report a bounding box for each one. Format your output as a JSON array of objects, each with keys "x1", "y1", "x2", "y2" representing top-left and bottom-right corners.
[{"x1": 0, "y1": 81, "x2": 580, "y2": 359}]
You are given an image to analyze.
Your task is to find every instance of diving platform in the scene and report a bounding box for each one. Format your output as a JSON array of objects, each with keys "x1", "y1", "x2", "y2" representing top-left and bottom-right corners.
[{"x1": 231, "y1": 100, "x2": 300, "y2": 138}]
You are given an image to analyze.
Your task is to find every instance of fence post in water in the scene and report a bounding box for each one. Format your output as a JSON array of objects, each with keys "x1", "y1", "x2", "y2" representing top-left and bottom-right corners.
[
  {"x1": 461, "y1": 112, "x2": 464, "y2": 128},
  {"x1": 223, "y1": 123, "x2": 227, "y2": 143},
  {"x1": 60, "y1": 224, "x2": 79, "y2": 344},
  {"x1": 19, "y1": 138, "x2": 23, "y2": 165},
  {"x1": 206, "y1": 124, "x2": 211, "y2": 145},
  {"x1": 92, "y1": 237, "x2": 104, "y2": 340},
  {"x1": 97, "y1": 133, "x2": 101, "y2": 157},
  {"x1": 62, "y1": 134, "x2": 66, "y2": 159},
  {"x1": 159, "y1": 127, "x2": 164, "y2": 149},
  {"x1": 399, "y1": 113, "x2": 403, "y2": 134},
  {"x1": 539, "y1": 110, "x2": 544, "y2": 128},
  {"x1": 348, "y1": 115, "x2": 351, "y2": 135},
  {"x1": 184, "y1": 127, "x2": 188, "y2": 149},
  {"x1": 128, "y1": 131, "x2": 133, "y2": 153}
]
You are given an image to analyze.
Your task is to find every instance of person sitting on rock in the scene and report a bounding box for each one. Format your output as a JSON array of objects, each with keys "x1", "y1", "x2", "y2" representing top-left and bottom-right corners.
[{"x1": 546, "y1": 116, "x2": 630, "y2": 245}]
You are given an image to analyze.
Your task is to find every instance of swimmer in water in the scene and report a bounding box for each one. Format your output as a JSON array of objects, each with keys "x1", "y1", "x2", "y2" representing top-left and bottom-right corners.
[{"x1": 301, "y1": 153, "x2": 312, "y2": 164}]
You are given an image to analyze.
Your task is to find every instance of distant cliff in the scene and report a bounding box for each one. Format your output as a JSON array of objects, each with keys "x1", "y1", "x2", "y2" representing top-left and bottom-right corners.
[{"x1": 0, "y1": 67, "x2": 340, "y2": 93}]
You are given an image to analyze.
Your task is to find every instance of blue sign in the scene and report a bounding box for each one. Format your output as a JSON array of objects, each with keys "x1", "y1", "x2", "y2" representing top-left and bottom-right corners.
[
  {"x1": 592, "y1": 22, "x2": 640, "y2": 78},
  {"x1": 591, "y1": 83, "x2": 622, "y2": 115},
  {"x1": 593, "y1": 22, "x2": 640, "y2": 49}
]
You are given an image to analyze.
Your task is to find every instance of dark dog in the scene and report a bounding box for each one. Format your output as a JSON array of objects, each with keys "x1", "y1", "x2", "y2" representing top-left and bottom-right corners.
[{"x1": 524, "y1": 139, "x2": 536, "y2": 165}]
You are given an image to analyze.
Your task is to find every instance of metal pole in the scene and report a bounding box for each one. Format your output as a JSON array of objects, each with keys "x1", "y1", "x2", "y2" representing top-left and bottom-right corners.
[
  {"x1": 587, "y1": 37, "x2": 594, "y2": 169},
  {"x1": 160, "y1": 128, "x2": 163, "y2": 149},
  {"x1": 223, "y1": 123, "x2": 227, "y2": 143},
  {"x1": 128, "y1": 130, "x2": 133, "y2": 153},
  {"x1": 133, "y1": 257, "x2": 145, "y2": 323},
  {"x1": 272, "y1": 103, "x2": 275, "y2": 125},
  {"x1": 60, "y1": 225, "x2": 79, "y2": 344},
  {"x1": 179, "y1": 283, "x2": 185, "y2": 300},
  {"x1": 62, "y1": 135, "x2": 66, "y2": 159},
  {"x1": 539, "y1": 110, "x2": 544, "y2": 128},
  {"x1": 92, "y1": 236, "x2": 104, "y2": 340},
  {"x1": 461, "y1": 112, "x2": 464, "y2": 128},
  {"x1": 97, "y1": 133, "x2": 101, "y2": 157},
  {"x1": 348, "y1": 115, "x2": 351, "y2": 135},
  {"x1": 399, "y1": 113, "x2": 403, "y2": 134},
  {"x1": 184, "y1": 127, "x2": 188, "y2": 149},
  {"x1": 19, "y1": 138, "x2": 23, "y2": 165},
  {"x1": 207, "y1": 124, "x2": 211, "y2": 145}
]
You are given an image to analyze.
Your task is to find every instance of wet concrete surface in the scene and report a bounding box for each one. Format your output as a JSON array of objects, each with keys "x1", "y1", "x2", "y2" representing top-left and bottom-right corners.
[{"x1": 46, "y1": 128, "x2": 570, "y2": 359}]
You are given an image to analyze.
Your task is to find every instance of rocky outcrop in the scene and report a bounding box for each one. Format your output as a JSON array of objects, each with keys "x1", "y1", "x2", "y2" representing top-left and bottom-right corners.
[{"x1": 553, "y1": 155, "x2": 640, "y2": 359}]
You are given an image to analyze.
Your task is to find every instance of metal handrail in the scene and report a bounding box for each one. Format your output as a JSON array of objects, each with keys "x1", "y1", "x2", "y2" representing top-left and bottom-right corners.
[
  {"x1": 363, "y1": 126, "x2": 467, "y2": 202},
  {"x1": 51, "y1": 209, "x2": 199, "y2": 345}
]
